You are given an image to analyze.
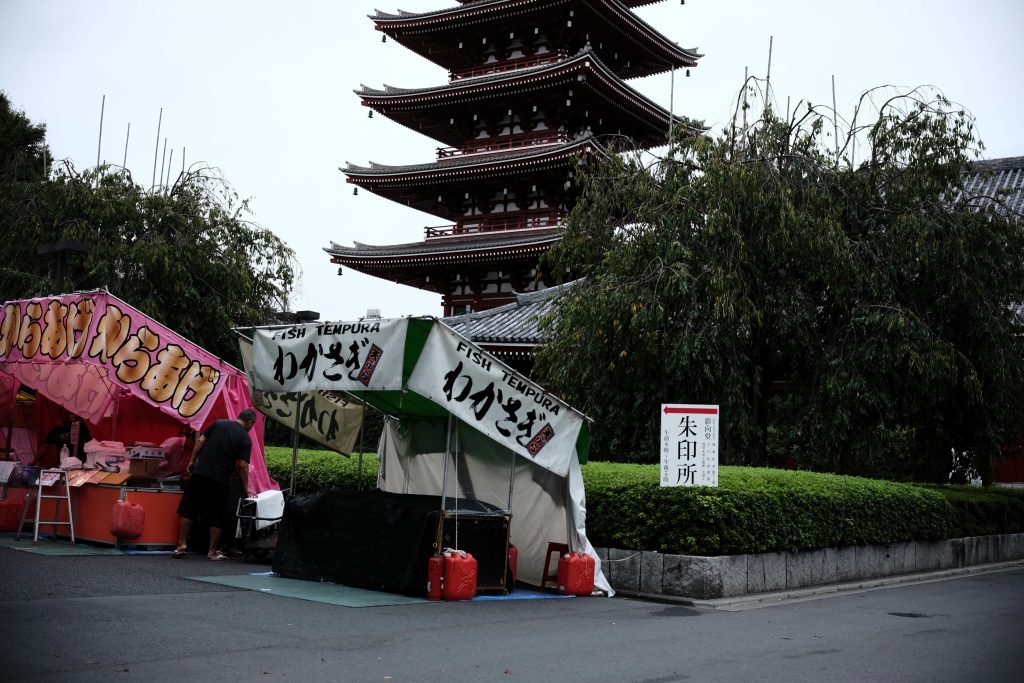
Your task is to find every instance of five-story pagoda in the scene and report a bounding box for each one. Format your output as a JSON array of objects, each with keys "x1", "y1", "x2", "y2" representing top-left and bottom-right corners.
[{"x1": 329, "y1": 0, "x2": 701, "y2": 316}]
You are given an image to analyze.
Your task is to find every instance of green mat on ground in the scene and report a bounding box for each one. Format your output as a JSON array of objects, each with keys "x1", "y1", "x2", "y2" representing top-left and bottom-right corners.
[
  {"x1": 186, "y1": 573, "x2": 430, "y2": 608},
  {"x1": 0, "y1": 535, "x2": 125, "y2": 555}
]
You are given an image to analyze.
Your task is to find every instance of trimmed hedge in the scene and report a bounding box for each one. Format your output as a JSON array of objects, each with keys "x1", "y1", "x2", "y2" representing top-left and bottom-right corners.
[
  {"x1": 265, "y1": 448, "x2": 1024, "y2": 556},
  {"x1": 265, "y1": 447, "x2": 378, "y2": 495},
  {"x1": 582, "y1": 463, "x2": 953, "y2": 555},
  {"x1": 921, "y1": 484, "x2": 1024, "y2": 538}
]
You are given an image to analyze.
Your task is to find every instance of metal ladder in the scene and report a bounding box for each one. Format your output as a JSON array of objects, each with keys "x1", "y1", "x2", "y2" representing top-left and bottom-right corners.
[{"x1": 17, "y1": 469, "x2": 75, "y2": 545}]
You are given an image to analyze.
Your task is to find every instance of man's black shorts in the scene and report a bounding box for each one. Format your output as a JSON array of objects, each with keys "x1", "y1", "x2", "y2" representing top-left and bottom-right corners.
[{"x1": 176, "y1": 473, "x2": 230, "y2": 529}]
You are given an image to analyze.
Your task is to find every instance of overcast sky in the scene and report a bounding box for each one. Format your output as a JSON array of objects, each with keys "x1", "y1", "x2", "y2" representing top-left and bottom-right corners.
[{"x1": 2, "y1": 0, "x2": 1022, "y2": 323}]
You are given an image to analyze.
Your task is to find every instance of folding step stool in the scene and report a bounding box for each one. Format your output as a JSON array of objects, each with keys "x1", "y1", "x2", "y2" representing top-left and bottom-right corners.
[{"x1": 16, "y1": 469, "x2": 75, "y2": 545}]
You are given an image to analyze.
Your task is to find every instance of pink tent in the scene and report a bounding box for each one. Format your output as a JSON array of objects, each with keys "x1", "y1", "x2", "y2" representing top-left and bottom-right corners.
[{"x1": 0, "y1": 290, "x2": 277, "y2": 493}]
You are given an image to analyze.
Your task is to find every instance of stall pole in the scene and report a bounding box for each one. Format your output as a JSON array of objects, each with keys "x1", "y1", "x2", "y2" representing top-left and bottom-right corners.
[
  {"x1": 288, "y1": 404, "x2": 301, "y2": 497},
  {"x1": 564, "y1": 476, "x2": 575, "y2": 553},
  {"x1": 440, "y1": 414, "x2": 453, "y2": 512},
  {"x1": 506, "y1": 447, "x2": 516, "y2": 511}
]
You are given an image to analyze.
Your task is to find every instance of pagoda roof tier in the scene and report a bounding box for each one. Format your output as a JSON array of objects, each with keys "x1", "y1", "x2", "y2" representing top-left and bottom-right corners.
[
  {"x1": 357, "y1": 47, "x2": 688, "y2": 148},
  {"x1": 344, "y1": 134, "x2": 595, "y2": 220},
  {"x1": 372, "y1": 0, "x2": 700, "y2": 79},
  {"x1": 326, "y1": 230, "x2": 562, "y2": 290}
]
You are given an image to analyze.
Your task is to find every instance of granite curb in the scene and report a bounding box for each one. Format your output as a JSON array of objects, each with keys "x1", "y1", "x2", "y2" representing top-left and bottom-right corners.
[{"x1": 599, "y1": 532, "x2": 1024, "y2": 600}]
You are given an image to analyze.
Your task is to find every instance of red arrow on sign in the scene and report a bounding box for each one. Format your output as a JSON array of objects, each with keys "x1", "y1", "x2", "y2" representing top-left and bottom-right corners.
[{"x1": 663, "y1": 406, "x2": 718, "y2": 415}]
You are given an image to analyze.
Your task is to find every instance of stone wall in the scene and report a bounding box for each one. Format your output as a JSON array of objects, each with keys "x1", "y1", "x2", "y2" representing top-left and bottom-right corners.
[{"x1": 596, "y1": 533, "x2": 1024, "y2": 600}]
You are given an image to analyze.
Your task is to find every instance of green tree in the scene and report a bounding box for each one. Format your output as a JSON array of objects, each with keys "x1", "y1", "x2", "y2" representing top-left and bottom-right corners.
[
  {"x1": 0, "y1": 92, "x2": 52, "y2": 296},
  {"x1": 536, "y1": 83, "x2": 1024, "y2": 482},
  {"x1": 0, "y1": 93, "x2": 296, "y2": 363},
  {"x1": 0, "y1": 91, "x2": 49, "y2": 182}
]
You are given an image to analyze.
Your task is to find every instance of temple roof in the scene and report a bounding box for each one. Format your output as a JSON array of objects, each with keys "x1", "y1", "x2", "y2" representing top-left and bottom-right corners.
[
  {"x1": 357, "y1": 47, "x2": 692, "y2": 147},
  {"x1": 326, "y1": 229, "x2": 562, "y2": 265},
  {"x1": 345, "y1": 131, "x2": 594, "y2": 177},
  {"x1": 344, "y1": 134, "x2": 596, "y2": 219},
  {"x1": 372, "y1": 0, "x2": 701, "y2": 78}
]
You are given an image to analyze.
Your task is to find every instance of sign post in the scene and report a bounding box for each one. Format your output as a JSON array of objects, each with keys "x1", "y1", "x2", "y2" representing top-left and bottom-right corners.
[{"x1": 660, "y1": 404, "x2": 719, "y2": 487}]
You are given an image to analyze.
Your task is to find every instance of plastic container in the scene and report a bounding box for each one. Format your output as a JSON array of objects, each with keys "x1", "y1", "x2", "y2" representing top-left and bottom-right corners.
[
  {"x1": 557, "y1": 551, "x2": 595, "y2": 597},
  {"x1": 441, "y1": 549, "x2": 477, "y2": 601},
  {"x1": 508, "y1": 544, "x2": 518, "y2": 585},
  {"x1": 427, "y1": 554, "x2": 444, "y2": 601},
  {"x1": 110, "y1": 501, "x2": 145, "y2": 539}
]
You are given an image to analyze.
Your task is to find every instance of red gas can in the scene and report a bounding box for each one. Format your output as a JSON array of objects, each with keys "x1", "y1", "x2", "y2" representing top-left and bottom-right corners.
[
  {"x1": 426, "y1": 554, "x2": 445, "y2": 601},
  {"x1": 441, "y1": 549, "x2": 477, "y2": 601},
  {"x1": 0, "y1": 498, "x2": 23, "y2": 533},
  {"x1": 507, "y1": 544, "x2": 518, "y2": 585},
  {"x1": 110, "y1": 501, "x2": 145, "y2": 540},
  {"x1": 557, "y1": 551, "x2": 595, "y2": 597}
]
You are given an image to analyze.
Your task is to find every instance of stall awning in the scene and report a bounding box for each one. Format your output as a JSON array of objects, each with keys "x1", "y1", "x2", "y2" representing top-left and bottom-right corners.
[
  {"x1": 246, "y1": 317, "x2": 588, "y2": 477},
  {"x1": 0, "y1": 290, "x2": 277, "y2": 493}
]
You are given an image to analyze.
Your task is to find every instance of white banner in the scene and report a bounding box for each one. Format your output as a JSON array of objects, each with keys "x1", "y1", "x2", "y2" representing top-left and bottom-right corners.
[
  {"x1": 251, "y1": 318, "x2": 407, "y2": 393},
  {"x1": 252, "y1": 389, "x2": 364, "y2": 455},
  {"x1": 239, "y1": 336, "x2": 365, "y2": 454},
  {"x1": 407, "y1": 323, "x2": 583, "y2": 477},
  {"x1": 660, "y1": 404, "x2": 719, "y2": 487}
]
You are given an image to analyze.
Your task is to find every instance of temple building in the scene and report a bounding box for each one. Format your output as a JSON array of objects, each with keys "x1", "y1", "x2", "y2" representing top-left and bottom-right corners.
[{"x1": 328, "y1": 0, "x2": 701, "y2": 326}]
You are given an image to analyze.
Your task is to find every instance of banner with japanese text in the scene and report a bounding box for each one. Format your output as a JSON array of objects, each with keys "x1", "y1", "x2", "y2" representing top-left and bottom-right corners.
[
  {"x1": 250, "y1": 318, "x2": 407, "y2": 393},
  {"x1": 238, "y1": 335, "x2": 364, "y2": 454},
  {"x1": 0, "y1": 292, "x2": 231, "y2": 429},
  {"x1": 660, "y1": 404, "x2": 719, "y2": 487},
  {"x1": 407, "y1": 323, "x2": 583, "y2": 477}
]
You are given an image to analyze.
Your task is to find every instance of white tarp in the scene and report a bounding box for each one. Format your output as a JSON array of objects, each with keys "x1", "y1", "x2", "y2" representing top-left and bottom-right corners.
[
  {"x1": 407, "y1": 323, "x2": 583, "y2": 477},
  {"x1": 376, "y1": 418, "x2": 611, "y2": 595}
]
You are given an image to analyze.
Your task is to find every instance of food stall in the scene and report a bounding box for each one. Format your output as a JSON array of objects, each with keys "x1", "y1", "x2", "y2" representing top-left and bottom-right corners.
[
  {"x1": 0, "y1": 290, "x2": 276, "y2": 547},
  {"x1": 239, "y1": 316, "x2": 611, "y2": 595}
]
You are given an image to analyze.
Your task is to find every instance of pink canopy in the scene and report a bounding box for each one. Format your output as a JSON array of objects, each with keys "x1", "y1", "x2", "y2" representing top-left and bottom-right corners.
[{"x1": 0, "y1": 290, "x2": 277, "y2": 493}]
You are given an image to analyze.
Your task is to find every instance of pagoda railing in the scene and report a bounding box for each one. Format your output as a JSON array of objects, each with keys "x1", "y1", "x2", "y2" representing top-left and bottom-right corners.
[
  {"x1": 437, "y1": 131, "x2": 569, "y2": 161},
  {"x1": 425, "y1": 209, "x2": 564, "y2": 239},
  {"x1": 450, "y1": 51, "x2": 569, "y2": 81}
]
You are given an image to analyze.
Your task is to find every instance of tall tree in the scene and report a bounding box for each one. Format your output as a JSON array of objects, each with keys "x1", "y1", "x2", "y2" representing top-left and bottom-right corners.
[
  {"x1": 0, "y1": 93, "x2": 296, "y2": 363},
  {"x1": 536, "y1": 83, "x2": 1024, "y2": 481}
]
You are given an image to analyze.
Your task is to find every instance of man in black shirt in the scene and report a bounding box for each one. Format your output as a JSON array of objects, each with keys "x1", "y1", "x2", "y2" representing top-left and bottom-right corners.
[
  {"x1": 172, "y1": 408, "x2": 258, "y2": 560},
  {"x1": 39, "y1": 409, "x2": 92, "y2": 467}
]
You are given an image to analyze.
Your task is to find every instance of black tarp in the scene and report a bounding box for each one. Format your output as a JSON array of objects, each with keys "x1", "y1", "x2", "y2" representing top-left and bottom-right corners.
[{"x1": 272, "y1": 488, "x2": 508, "y2": 596}]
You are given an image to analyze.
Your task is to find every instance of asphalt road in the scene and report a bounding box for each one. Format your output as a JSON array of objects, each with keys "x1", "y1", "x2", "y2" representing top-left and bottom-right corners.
[{"x1": 1, "y1": 549, "x2": 1022, "y2": 682}]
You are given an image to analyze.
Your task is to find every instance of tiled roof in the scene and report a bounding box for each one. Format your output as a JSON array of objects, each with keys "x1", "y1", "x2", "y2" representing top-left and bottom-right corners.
[
  {"x1": 443, "y1": 280, "x2": 580, "y2": 344},
  {"x1": 325, "y1": 229, "x2": 561, "y2": 260},
  {"x1": 356, "y1": 46, "x2": 692, "y2": 145},
  {"x1": 344, "y1": 132, "x2": 594, "y2": 177},
  {"x1": 371, "y1": 0, "x2": 701, "y2": 72},
  {"x1": 962, "y1": 156, "x2": 1024, "y2": 216}
]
